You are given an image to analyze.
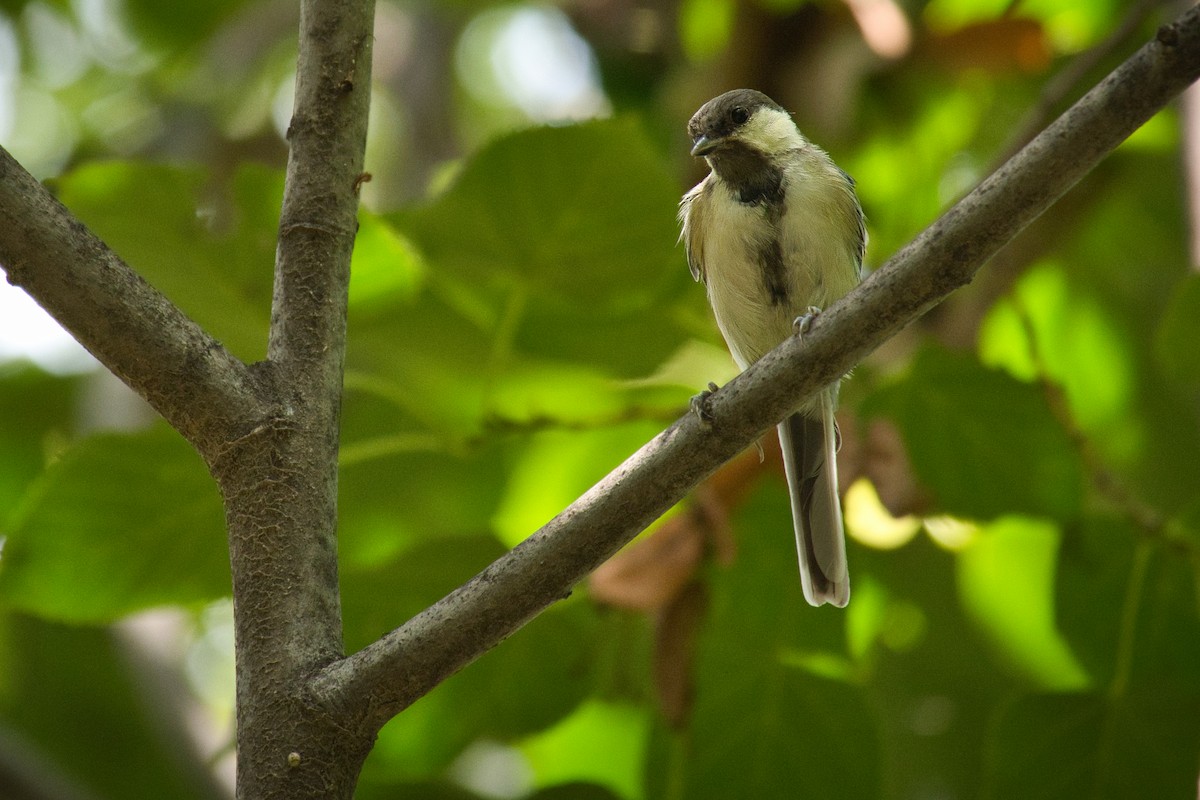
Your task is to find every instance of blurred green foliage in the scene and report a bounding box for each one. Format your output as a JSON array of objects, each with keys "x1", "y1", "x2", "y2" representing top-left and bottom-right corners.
[{"x1": 0, "y1": 0, "x2": 1198, "y2": 798}]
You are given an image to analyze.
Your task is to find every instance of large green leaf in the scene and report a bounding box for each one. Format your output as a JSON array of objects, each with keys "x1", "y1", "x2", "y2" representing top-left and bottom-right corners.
[
  {"x1": 865, "y1": 346, "x2": 1084, "y2": 520},
  {"x1": 652, "y1": 484, "x2": 880, "y2": 800},
  {"x1": 0, "y1": 364, "x2": 77, "y2": 512},
  {"x1": 56, "y1": 162, "x2": 276, "y2": 362},
  {"x1": 0, "y1": 426, "x2": 227, "y2": 622},
  {"x1": 956, "y1": 517, "x2": 1088, "y2": 688},
  {"x1": 346, "y1": 536, "x2": 596, "y2": 782},
  {"x1": 850, "y1": 534, "x2": 1021, "y2": 799},
  {"x1": 1155, "y1": 274, "x2": 1200, "y2": 390},
  {"x1": 0, "y1": 613, "x2": 223, "y2": 800},
  {"x1": 982, "y1": 690, "x2": 1200, "y2": 800},
  {"x1": 123, "y1": 0, "x2": 247, "y2": 46},
  {"x1": 1056, "y1": 514, "x2": 1200, "y2": 690},
  {"x1": 335, "y1": 400, "x2": 512, "y2": 567},
  {"x1": 521, "y1": 701, "x2": 649, "y2": 799},
  {"x1": 394, "y1": 118, "x2": 692, "y2": 377}
]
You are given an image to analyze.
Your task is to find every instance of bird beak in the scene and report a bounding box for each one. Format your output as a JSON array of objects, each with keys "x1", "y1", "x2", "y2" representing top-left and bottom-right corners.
[{"x1": 691, "y1": 135, "x2": 719, "y2": 157}]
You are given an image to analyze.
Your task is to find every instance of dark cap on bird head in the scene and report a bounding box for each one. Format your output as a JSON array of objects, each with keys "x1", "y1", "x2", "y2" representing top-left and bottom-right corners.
[{"x1": 688, "y1": 89, "x2": 786, "y2": 156}]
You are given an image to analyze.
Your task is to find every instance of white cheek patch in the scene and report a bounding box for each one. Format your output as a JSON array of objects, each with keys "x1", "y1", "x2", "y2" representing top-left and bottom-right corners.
[{"x1": 742, "y1": 109, "x2": 806, "y2": 153}]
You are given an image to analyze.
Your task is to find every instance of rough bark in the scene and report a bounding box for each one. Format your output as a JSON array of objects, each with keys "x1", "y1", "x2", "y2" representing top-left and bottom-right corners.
[{"x1": 210, "y1": 0, "x2": 379, "y2": 798}]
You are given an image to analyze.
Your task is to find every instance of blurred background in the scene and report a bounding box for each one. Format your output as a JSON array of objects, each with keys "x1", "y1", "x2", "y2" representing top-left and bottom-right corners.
[{"x1": 0, "y1": 0, "x2": 1198, "y2": 798}]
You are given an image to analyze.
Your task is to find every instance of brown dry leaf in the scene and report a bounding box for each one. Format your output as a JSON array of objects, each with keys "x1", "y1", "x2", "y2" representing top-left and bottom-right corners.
[
  {"x1": 588, "y1": 507, "x2": 707, "y2": 611},
  {"x1": 588, "y1": 442, "x2": 769, "y2": 610},
  {"x1": 653, "y1": 581, "x2": 707, "y2": 729}
]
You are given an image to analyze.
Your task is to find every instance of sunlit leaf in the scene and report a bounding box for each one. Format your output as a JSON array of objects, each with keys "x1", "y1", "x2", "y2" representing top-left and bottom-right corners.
[
  {"x1": 355, "y1": 778, "x2": 483, "y2": 800},
  {"x1": 521, "y1": 701, "x2": 648, "y2": 799},
  {"x1": 350, "y1": 214, "x2": 425, "y2": 310},
  {"x1": 528, "y1": 782, "x2": 626, "y2": 800},
  {"x1": 56, "y1": 162, "x2": 275, "y2": 361},
  {"x1": 956, "y1": 516, "x2": 1089, "y2": 689},
  {"x1": 678, "y1": 0, "x2": 735, "y2": 62},
  {"x1": 979, "y1": 261, "x2": 1134, "y2": 435},
  {"x1": 492, "y1": 422, "x2": 664, "y2": 548},
  {"x1": 394, "y1": 118, "x2": 690, "y2": 376}
]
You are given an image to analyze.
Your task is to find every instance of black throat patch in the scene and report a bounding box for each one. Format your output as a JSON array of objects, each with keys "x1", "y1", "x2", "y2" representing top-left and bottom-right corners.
[
  {"x1": 711, "y1": 144, "x2": 785, "y2": 207},
  {"x1": 711, "y1": 146, "x2": 790, "y2": 306}
]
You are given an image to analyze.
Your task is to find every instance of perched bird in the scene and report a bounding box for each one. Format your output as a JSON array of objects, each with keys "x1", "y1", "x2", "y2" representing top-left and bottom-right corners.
[{"x1": 679, "y1": 89, "x2": 865, "y2": 607}]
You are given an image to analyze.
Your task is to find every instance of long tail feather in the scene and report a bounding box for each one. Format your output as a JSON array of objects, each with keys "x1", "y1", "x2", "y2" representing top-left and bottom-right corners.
[{"x1": 777, "y1": 388, "x2": 849, "y2": 607}]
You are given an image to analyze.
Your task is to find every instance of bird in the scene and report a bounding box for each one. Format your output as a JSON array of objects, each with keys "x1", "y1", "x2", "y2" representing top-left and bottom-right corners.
[{"x1": 678, "y1": 89, "x2": 865, "y2": 607}]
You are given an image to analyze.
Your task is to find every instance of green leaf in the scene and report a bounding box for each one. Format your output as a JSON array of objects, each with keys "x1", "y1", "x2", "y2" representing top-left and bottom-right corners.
[
  {"x1": 394, "y1": 118, "x2": 690, "y2": 377},
  {"x1": 1155, "y1": 274, "x2": 1200, "y2": 389},
  {"x1": 678, "y1": 0, "x2": 735, "y2": 62},
  {"x1": 656, "y1": 483, "x2": 880, "y2": 800},
  {"x1": 956, "y1": 517, "x2": 1088, "y2": 688},
  {"x1": 123, "y1": 0, "x2": 246, "y2": 46},
  {"x1": 979, "y1": 262, "x2": 1135, "y2": 433},
  {"x1": 528, "y1": 783, "x2": 625, "y2": 800},
  {"x1": 865, "y1": 345, "x2": 1084, "y2": 520},
  {"x1": 0, "y1": 364, "x2": 77, "y2": 511},
  {"x1": 0, "y1": 613, "x2": 223, "y2": 800},
  {"x1": 354, "y1": 779, "x2": 484, "y2": 800},
  {"x1": 1057, "y1": 515, "x2": 1200, "y2": 690},
  {"x1": 982, "y1": 690, "x2": 1200, "y2": 800},
  {"x1": 349, "y1": 214, "x2": 425, "y2": 311},
  {"x1": 56, "y1": 162, "x2": 277, "y2": 362},
  {"x1": 336, "y1": 428, "x2": 510, "y2": 568},
  {"x1": 346, "y1": 537, "x2": 596, "y2": 781},
  {"x1": 492, "y1": 422, "x2": 666, "y2": 548},
  {"x1": 0, "y1": 426, "x2": 227, "y2": 622},
  {"x1": 521, "y1": 701, "x2": 649, "y2": 799},
  {"x1": 342, "y1": 536, "x2": 507, "y2": 655},
  {"x1": 849, "y1": 534, "x2": 1020, "y2": 799}
]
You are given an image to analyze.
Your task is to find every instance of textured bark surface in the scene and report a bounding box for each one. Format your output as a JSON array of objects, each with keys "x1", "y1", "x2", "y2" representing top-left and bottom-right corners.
[{"x1": 214, "y1": 0, "x2": 379, "y2": 797}]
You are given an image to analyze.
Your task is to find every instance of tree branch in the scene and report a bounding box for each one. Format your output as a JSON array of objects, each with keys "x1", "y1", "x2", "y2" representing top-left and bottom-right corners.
[
  {"x1": 310, "y1": 4, "x2": 1200, "y2": 729},
  {"x1": 0, "y1": 148, "x2": 265, "y2": 458},
  {"x1": 214, "y1": 0, "x2": 377, "y2": 797}
]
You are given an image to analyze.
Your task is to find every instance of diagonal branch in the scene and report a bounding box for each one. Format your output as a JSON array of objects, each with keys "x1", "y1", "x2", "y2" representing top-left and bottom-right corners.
[
  {"x1": 310, "y1": 5, "x2": 1200, "y2": 729},
  {"x1": 0, "y1": 148, "x2": 266, "y2": 457}
]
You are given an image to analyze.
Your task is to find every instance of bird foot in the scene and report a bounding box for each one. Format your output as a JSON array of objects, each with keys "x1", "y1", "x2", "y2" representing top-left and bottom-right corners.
[
  {"x1": 792, "y1": 306, "x2": 823, "y2": 340},
  {"x1": 690, "y1": 382, "x2": 720, "y2": 428}
]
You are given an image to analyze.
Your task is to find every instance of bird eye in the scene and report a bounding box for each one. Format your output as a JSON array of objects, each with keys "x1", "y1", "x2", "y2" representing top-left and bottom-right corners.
[{"x1": 730, "y1": 106, "x2": 749, "y2": 125}]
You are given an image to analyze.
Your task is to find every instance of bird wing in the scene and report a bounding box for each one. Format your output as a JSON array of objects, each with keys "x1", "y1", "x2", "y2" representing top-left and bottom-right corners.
[
  {"x1": 678, "y1": 176, "x2": 712, "y2": 284},
  {"x1": 837, "y1": 168, "x2": 868, "y2": 272}
]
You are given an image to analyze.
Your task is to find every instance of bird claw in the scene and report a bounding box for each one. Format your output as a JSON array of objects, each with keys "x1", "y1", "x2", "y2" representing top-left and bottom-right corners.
[
  {"x1": 793, "y1": 306, "x2": 823, "y2": 340},
  {"x1": 690, "y1": 382, "x2": 720, "y2": 427}
]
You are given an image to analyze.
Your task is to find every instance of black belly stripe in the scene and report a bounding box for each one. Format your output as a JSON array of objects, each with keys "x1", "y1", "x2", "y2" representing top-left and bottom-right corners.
[{"x1": 759, "y1": 236, "x2": 789, "y2": 306}]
